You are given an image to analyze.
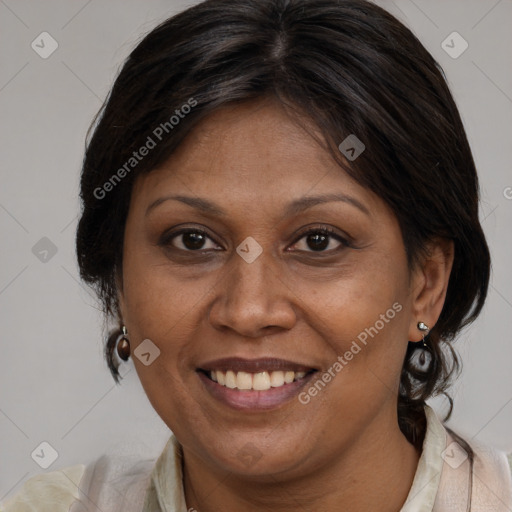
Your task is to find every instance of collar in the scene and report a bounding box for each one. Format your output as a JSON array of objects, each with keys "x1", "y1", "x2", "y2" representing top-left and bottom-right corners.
[
  {"x1": 400, "y1": 404, "x2": 447, "y2": 511},
  {"x1": 141, "y1": 435, "x2": 188, "y2": 512}
]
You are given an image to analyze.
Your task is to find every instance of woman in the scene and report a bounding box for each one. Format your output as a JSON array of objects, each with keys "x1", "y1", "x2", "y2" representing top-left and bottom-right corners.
[{"x1": 2, "y1": 0, "x2": 511, "y2": 510}]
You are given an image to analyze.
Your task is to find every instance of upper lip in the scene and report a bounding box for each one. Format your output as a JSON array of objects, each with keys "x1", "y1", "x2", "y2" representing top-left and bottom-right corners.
[{"x1": 197, "y1": 357, "x2": 318, "y2": 373}]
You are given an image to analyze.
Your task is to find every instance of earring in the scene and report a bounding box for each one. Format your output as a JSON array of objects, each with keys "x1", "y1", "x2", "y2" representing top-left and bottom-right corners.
[
  {"x1": 417, "y1": 321, "x2": 429, "y2": 348},
  {"x1": 417, "y1": 321, "x2": 430, "y2": 366},
  {"x1": 116, "y1": 325, "x2": 131, "y2": 361}
]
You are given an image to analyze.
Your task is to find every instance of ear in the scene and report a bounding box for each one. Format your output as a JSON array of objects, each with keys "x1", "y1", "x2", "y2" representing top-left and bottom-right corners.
[{"x1": 408, "y1": 238, "x2": 454, "y2": 342}]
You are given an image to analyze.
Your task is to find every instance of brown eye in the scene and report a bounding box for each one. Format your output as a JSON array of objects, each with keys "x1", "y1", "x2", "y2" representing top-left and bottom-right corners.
[
  {"x1": 305, "y1": 232, "x2": 332, "y2": 251},
  {"x1": 290, "y1": 226, "x2": 349, "y2": 253},
  {"x1": 181, "y1": 231, "x2": 208, "y2": 250},
  {"x1": 162, "y1": 228, "x2": 221, "y2": 252}
]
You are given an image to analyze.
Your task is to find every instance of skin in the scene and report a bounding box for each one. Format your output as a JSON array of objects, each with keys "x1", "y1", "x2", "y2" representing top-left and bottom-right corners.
[{"x1": 118, "y1": 98, "x2": 454, "y2": 512}]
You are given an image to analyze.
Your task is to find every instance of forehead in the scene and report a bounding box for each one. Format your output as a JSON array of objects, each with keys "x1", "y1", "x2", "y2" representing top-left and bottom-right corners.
[{"x1": 130, "y1": 99, "x2": 381, "y2": 215}]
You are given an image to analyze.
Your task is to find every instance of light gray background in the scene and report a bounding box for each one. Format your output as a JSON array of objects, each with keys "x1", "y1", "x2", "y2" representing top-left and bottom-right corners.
[{"x1": 1, "y1": 0, "x2": 511, "y2": 502}]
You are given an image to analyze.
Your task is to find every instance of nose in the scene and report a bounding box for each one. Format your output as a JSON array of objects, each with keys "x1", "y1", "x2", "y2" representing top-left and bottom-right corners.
[{"x1": 208, "y1": 246, "x2": 297, "y2": 338}]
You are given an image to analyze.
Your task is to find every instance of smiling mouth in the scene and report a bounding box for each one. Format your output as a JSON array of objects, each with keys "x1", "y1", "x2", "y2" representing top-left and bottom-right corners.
[
  {"x1": 196, "y1": 358, "x2": 318, "y2": 410},
  {"x1": 197, "y1": 357, "x2": 318, "y2": 392},
  {"x1": 200, "y1": 369, "x2": 316, "y2": 391}
]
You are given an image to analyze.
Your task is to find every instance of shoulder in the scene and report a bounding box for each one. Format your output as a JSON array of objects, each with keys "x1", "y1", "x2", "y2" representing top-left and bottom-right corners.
[
  {"x1": 0, "y1": 451, "x2": 156, "y2": 512},
  {"x1": 438, "y1": 424, "x2": 512, "y2": 510},
  {"x1": 0, "y1": 464, "x2": 86, "y2": 512},
  {"x1": 415, "y1": 405, "x2": 512, "y2": 511},
  {"x1": 451, "y1": 429, "x2": 512, "y2": 481},
  {"x1": 468, "y1": 436, "x2": 512, "y2": 485},
  {"x1": 79, "y1": 450, "x2": 155, "y2": 511}
]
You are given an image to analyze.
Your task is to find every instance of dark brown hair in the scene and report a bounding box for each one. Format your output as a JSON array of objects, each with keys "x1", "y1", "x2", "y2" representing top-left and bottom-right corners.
[{"x1": 76, "y1": 0, "x2": 490, "y2": 448}]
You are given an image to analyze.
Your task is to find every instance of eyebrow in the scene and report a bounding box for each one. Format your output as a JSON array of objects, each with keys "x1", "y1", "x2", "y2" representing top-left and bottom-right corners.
[{"x1": 145, "y1": 193, "x2": 370, "y2": 217}]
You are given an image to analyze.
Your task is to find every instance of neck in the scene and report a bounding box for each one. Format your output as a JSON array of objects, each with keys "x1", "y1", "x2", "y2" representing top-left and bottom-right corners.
[{"x1": 182, "y1": 409, "x2": 421, "y2": 512}]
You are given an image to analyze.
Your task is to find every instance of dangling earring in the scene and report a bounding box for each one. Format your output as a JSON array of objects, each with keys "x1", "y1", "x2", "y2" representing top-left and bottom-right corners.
[
  {"x1": 116, "y1": 325, "x2": 131, "y2": 361},
  {"x1": 417, "y1": 321, "x2": 430, "y2": 365}
]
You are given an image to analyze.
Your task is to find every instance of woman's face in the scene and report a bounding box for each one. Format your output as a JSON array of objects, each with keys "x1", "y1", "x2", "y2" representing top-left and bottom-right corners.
[{"x1": 119, "y1": 99, "x2": 425, "y2": 478}]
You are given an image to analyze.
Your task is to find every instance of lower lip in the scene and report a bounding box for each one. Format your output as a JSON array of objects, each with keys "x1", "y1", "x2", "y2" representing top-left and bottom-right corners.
[{"x1": 197, "y1": 371, "x2": 316, "y2": 411}]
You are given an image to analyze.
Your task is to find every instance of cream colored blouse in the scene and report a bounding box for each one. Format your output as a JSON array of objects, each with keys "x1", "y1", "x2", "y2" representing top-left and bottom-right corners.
[{"x1": 2, "y1": 406, "x2": 511, "y2": 511}]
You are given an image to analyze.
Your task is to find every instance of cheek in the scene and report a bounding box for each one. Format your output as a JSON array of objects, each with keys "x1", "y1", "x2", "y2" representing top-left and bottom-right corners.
[
  {"x1": 119, "y1": 247, "x2": 204, "y2": 389},
  {"x1": 292, "y1": 258, "x2": 411, "y2": 404},
  {"x1": 120, "y1": 257, "x2": 211, "y2": 434},
  {"x1": 121, "y1": 236, "x2": 212, "y2": 337}
]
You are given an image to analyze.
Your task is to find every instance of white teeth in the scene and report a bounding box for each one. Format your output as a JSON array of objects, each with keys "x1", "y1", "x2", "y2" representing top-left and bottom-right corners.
[
  {"x1": 284, "y1": 371, "x2": 295, "y2": 384},
  {"x1": 252, "y1": 372, "x2": 271, "y2": 391},
  {"x1": 236, "y1": 371, "x2": 253, "y2": 390},
  {"x1": 208, "y1": 369, "x2": 310, "y2": 390},
  {"x1": 225, "y1": 370, "x2": 237, "y2": 389},
  {"x1": 270, "y1": 370, "x2": 285, "y2": 387}
]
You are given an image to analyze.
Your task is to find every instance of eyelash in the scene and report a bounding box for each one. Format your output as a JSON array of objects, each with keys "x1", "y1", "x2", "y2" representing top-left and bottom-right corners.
[
  {"x1": 160, "y1": 225, "x2": 352, "y2": 254},
  {"x1": 290, "y1": 225, "x2": 351, "y2": 252}
]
